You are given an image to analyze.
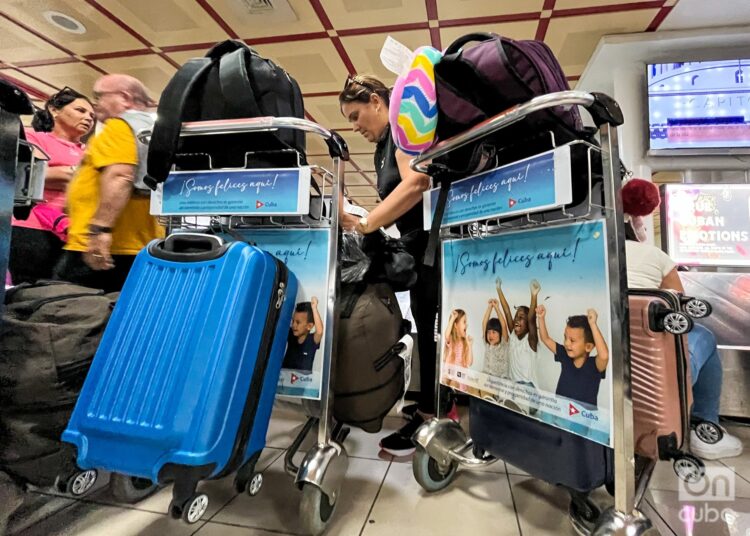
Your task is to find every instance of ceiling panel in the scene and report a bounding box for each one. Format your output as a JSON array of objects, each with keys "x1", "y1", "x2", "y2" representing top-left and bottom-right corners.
[
  {"x1": 320, "y1": 0, "x2": 427, "y2": 29},
  {"x1": 22, "y1": 62, "x2": 103, "y2": 97},
  {"x1": 545, "y1": 10, "x2": 659, "y2": 75},
  {"x1": 341, "y1": 29, "x2": 432, "y2": 85},
  {"x1": 208, "y1": 0, "x2": 325, "y2": 39},
  {"x1": 555, "y1": 0, "x2": 661, "y2": 8},
  {"x1": 0, "y1": 18, "x2": 70, "y2": 63},
  {"x1": 337, "y1": 131, "x2": 375, "y2": 154},
  {"x1": 90, "y1": 55, "x2": 176, "y2": 100},
  {"x1": 96, "y1": 0, "x2": 227, "y2": 47},
  {"x1": 0, "y1": 70, "x2": 60, "y2": 95},
  {"x1": 2, "y1": 0, "x2": 143, "y2": 55},
  {"x1": 304, "y1": 95, "x2": 350, "y2": 130},
  {"x1": 437, "y1": 0, "x2": 544, "y2": 20},
  {"x1": 252, "y1": 39, "x2": 349, "y2": 94}
]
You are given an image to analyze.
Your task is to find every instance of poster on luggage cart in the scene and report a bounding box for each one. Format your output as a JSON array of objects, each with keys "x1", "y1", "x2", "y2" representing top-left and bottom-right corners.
[
  {"x1": 440, "y1": 219, "x2": 614, "y2": 447},
  {"x1": 223, "y1": 228, "x2": 331, "y2": 400}
]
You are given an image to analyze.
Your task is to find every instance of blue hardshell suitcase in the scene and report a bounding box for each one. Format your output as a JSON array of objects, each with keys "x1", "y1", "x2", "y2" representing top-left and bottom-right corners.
[{"x1": 63, "y1": 234, "x2": 297, "y2": 518}]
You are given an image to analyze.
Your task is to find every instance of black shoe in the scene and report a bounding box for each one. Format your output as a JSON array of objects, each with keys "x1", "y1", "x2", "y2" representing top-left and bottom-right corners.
[
  {"x1": 379, "y1": 414, "x2": 425, "y2": 456},
  {"x1": 401, "y1": 403, "x2": 419, "y2": 421}
]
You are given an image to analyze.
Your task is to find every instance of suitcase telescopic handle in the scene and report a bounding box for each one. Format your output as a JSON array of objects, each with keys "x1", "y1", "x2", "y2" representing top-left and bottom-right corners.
[
  {"x1": 148, "y1": 233, "x2": 229, "y2": 262},
  {"x1": 409, "y1": 90, "x2": 623, "y2": 173}
]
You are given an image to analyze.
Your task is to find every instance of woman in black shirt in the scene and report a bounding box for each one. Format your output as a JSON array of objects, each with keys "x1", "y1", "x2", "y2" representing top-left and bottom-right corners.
[{"x1": 339, "y1": 75, "x2": 453, "y2": 455}]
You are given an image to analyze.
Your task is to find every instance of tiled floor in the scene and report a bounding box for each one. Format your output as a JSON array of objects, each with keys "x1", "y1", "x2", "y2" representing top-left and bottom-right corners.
[{"x1": 8, "y1": 406, "x2": 750, "y2": 536}]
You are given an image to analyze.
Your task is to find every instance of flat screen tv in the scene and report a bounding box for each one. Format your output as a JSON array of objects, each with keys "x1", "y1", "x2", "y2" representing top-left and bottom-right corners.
[
  {"x1": 647, "y1": 60, "x2": 750, "y2": 155},
  {"x1": 661, "y1": 183, "x2": 750, "y2": 267}
]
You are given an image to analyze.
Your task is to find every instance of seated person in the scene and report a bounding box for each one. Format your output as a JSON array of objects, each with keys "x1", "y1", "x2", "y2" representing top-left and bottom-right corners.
[
  {"x1": 623, "y1": 178, "x2": 743, "y2": 460},
  {"x1": 282, "y1": 297, "x2": 323, "y2": 373}
]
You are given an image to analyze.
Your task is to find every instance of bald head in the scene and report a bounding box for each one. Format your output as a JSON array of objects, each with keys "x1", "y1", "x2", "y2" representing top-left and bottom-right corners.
[{"x1": 92, "y1": 74, "x2": 156, "y2": 121}]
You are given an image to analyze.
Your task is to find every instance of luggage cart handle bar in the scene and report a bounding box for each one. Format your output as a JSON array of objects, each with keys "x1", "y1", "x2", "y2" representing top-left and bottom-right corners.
[
  {"x1": 138, "y1": 116, "x2": 349, "y2": 160},
  {"x1": 409, "y1": 90, "x2": 623, "y2": 173}
]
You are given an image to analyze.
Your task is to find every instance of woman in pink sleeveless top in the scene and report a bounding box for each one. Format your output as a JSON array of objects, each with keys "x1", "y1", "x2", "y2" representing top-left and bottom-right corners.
[{"x1": 9, "y1": 87, "x2": 94, "y2": 284}]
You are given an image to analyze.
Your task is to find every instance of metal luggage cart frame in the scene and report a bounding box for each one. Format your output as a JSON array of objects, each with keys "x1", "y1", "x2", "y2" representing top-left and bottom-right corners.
[
  {"x1": 407, "y1": 90, "x2": 655, "y2": 536},
  {"x1": 139, "y1": 116, "x2": 350, "y2": 535}
]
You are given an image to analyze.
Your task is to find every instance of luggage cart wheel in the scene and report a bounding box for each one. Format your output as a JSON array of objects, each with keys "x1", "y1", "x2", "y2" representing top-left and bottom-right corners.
[
  {"x1": 673, "y1": 455, "x2": 705, "y2": 483},
  {"x1": 176, "y1": 493, "x2": 209, "y2": 524},
  {"x1": 662, "y1": 312, "x2": 693, "y2": 335},
  {"x1": 683, "y1": 298, "x2": 712, "y2": 319},
  {"x1": 694, "y1": 421, "x2": 723, "y2": 445},
  {"x1": 299, "y1": 484, "x2": 335, "y2": 536},
  {"x1": 246, "y1": 473, "x2": 263, "y2": 497},
  {"x1": 66, "y1": 469, "x2": 98, "y2": 497},
  {"x1": 412, "y1": 445, "x2": 458, "y2": 493}
]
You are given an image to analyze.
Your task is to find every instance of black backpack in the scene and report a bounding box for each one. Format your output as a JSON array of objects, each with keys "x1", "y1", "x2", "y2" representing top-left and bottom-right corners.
[{"x1": 145, "y1": 40, "x2": 306, "y2": 188}]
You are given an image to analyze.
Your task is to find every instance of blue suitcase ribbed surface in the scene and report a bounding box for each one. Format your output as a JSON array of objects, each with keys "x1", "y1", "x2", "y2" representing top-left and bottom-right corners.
[{"x1": 63, "y1": 240, "x2": 297, "y2": 483}]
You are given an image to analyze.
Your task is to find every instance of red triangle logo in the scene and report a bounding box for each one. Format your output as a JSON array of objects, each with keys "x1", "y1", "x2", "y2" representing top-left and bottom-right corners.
[
  {"x1": 508, "y1": 198, "x2": 517, "y2": 208},
  {"x1": 291, "y1": 373, "x2": 299, "y2": 384},
  {"x1": 569, "y1": 403, "x2": 580, "y2": 416},
  {"x1": 256, "y1": 200, "x2": 264, "y2": 209}
]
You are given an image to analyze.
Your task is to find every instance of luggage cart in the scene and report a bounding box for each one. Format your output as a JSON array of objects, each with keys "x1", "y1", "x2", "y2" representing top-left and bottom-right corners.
[
  {"x1": 140, "y1": 116, "x2": 350, "y2": 535},
  {"x1": 408, "y1": 91, "x2": 655, "y2": 535}
]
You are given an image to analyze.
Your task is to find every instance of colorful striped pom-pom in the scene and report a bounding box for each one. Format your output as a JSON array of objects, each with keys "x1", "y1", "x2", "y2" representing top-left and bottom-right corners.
[{"x1": 389, "y1": 46, "x2": 442, "y2": 155}]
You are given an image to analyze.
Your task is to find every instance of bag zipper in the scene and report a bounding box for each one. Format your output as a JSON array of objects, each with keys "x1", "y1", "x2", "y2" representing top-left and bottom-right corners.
[{"x1": 216, "y1": 256, "x2": 287, "y2": 478}]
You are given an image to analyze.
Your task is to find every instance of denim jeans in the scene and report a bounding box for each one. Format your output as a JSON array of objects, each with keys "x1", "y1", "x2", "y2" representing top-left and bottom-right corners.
[{"x1": 687, "y1": 323, "x2": 723, "y2": 424}]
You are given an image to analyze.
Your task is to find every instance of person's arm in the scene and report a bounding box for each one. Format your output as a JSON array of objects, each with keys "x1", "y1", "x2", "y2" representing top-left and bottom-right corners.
[
  {"x1": 588, "y1": 309, "x2": 609, "y2": 373},
  {"x1": 310, "y1": 296, "x2": 324, "y2": 345},
  {"x1": 495, "y1": 278, "x2": 514, "y2": 330},
  {"x1": 535, "y1": 305, "x2": 557, "y2": 353},
  {"x1": 528, "y1": 279, "x2": 541, "y2": 352},
  {"x1": 482, "y1": 301, "x2": 493, "y2": 336},
  {"x1": 43, "y1": 166, "x2": 77, "y2": 191},
  {"x1": 444, "y1": 310, "x2": 457, "y2": 340},
  {"x1": 465, "y1": 335, "x2": 473, "y2": 367},
  {"x1": 85, "y1": 163, "x2": 136, "y2": 270},
  {"x1": 660, "y1": 268, "x2": 685, "y2": 293},
  {"x1": 496, "y1": 303, "x2": 509, "y2": 342},
  {"x1": 357, "y1": 149, "x2": 430, "y2": 232}
]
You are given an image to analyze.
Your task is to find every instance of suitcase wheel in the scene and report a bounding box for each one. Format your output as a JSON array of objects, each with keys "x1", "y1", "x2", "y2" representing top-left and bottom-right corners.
[
  {"x1": 694, "y1": 421, "x2": 723, "y2": 445},
  {"x1": 673, "y1": 454, "x2": 705, "y2": 483},
  {"x1": 299, "y1": 484, "x2": 335, "y2": 536},
  {"x1": 412, "y1": 445, "x2": 458, "y2": 493},
  {"x1": 662, "y1": 311, "x2": 693, "y2": 335},
  {"x1": 170, "y1": 493, "x2": 209, "y2": 524},
  {"x1": 246, "y1": 473, "x2": 263, "y2": 497},
  {"x1": 682, "y1": 298, "x2": 712, "y2": 319},
  {"x1": 64, "y1": 469, "x2": 98, "y2": 497}
]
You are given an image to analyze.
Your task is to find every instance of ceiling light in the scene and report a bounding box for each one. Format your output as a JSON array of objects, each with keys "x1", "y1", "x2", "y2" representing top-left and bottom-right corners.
[{"x1": 42, "y1": 11, "x2": 87, "y2": 34}]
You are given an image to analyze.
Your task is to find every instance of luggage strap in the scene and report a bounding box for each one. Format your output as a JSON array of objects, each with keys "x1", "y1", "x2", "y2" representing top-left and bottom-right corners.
[
  {"x1": 424, "y1": 179, "x2": 450, "y2": 268},
  {"x1": 218, "y1": 48, "x2": 263, "y2": 118}
]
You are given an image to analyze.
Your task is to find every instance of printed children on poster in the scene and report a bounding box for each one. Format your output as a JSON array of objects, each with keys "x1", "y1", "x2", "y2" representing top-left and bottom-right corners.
[
  {"x1": 224, "y1": 228, "x2": 331, "y2": 399},
  {"x1": 440, "y1": 219, "x2": 614, "y2": 446}
]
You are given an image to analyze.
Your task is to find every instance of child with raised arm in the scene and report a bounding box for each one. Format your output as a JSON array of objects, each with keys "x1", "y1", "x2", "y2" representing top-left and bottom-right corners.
[
  {"x1": 282, "y1": 296, "x2": 324, "y2": 373},
  {"x1": 482, "y1": 299, "x2": 509, "y2": 378},
  {"x1": 496, "y1": 278, "x2": 540, "y2": 386},
  {"x1": 442, "y1": 309, "x2": 474, "y2": 391},
  {"x1": 536, "y1": 306, "x2": 608, "y2": 409}
]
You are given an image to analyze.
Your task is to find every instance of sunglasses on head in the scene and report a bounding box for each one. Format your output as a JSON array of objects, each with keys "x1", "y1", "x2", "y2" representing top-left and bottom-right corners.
[{"x1": 343, "y1": 75, "x2": 373, "y2": 91}]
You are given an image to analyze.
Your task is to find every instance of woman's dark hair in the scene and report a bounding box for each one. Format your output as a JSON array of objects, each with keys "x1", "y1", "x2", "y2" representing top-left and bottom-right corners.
[
  {"x1": 485, "y1": 317, "x2": 502, "y2": 344},
  {"x1": 31, "y1": 87, "x2": 90, "y2": 132},
  {"x1": 338, "y1": 74, "x2": 390, "y2": 108}
]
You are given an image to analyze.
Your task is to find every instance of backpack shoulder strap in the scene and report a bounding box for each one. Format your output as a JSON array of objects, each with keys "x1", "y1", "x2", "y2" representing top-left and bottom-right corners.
[
  {"x1": 145, "y1": 57, "x2": 213, "y2": 187},
  {"x1": 218, "y1": 48, "x2": 262, "y2": 118}
]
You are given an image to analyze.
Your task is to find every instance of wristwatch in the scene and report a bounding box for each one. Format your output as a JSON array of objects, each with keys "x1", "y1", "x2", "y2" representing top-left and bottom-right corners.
[
  {"x1": 88, "y1": 224, "x2": 113, "y2": 235},
  {"x1": 358, "y1": 216, "x2": 369, "y2": 234}
]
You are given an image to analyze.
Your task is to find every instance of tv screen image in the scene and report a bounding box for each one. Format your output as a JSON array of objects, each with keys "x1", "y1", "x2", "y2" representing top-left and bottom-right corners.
[{"x1": 647, "y1": 60, "x2": 750, "y2": 152}]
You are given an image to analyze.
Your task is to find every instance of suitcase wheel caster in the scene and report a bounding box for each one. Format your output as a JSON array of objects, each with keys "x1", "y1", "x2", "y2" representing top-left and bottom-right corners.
[
  {"x1": 412, "y1": 446, "x2": 458, "y2": 493},
  {"x1": 66, "y1": 469, "x2": 98, "y2": 497},
  {"x1": 299, "y1": 484, "x2": 335, "y2": 536},
  {"x1": 694, "y1": 421, "x2": 723, "y2": 445},
  {"x1": 683, "y1": 298, "x2": 712, "y2": 318},
  {"x1": 246, "y1": 473, "x2": 263, "y2": 497},
  {"x1": 662, "y1": 312, "x2": 692, "y2": 335},
  {"x1": 170, "y1": 493, "x2": 209, "y2": 524},
  {"x1": 673, "y1": 454, "x2": 705, "y2": 483}
]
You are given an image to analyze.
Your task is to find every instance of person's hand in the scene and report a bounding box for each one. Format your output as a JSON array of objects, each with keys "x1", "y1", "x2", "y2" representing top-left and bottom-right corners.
[
  {"x1": 530, "y1": 279, "x2": 541, "y2": 296},
  {"x1": 495, "y1": 277, "x2": 502, "y2": 290},
  {"x1": 488, "y1": 298, "x2": 494, "y2": 306},
  {"x1": 587, "y1": 308, "x2": 598, "y2": 324},
  {"x1": 341, "y1": 212, "x2": 359, "y2": 232},
  {"x1": 467, "y1": 335, "x2": 473, "y2": 344},
  {"x1": 449, "y1": 310, "x2": 458, "y2": 322},
  {"x1": 84, "y1": 232, "x2": 114, "y2": 271},
  {"x1": 536, "y1": 305, "x2": 546, "y2": 318},
  {"x1": 311, "y1": 296, "x2": 318, "y2": 308}
]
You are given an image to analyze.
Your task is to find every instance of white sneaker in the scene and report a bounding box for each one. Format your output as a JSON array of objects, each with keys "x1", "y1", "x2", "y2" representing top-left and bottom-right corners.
[{"x1": 690, "y1": 426, "x2": 744, "y2": 460}]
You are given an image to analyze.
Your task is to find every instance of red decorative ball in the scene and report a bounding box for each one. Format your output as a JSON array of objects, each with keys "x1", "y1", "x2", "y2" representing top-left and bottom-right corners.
[{"x1": 621, "y1": 178, "x2": 660, "y2": 216}]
